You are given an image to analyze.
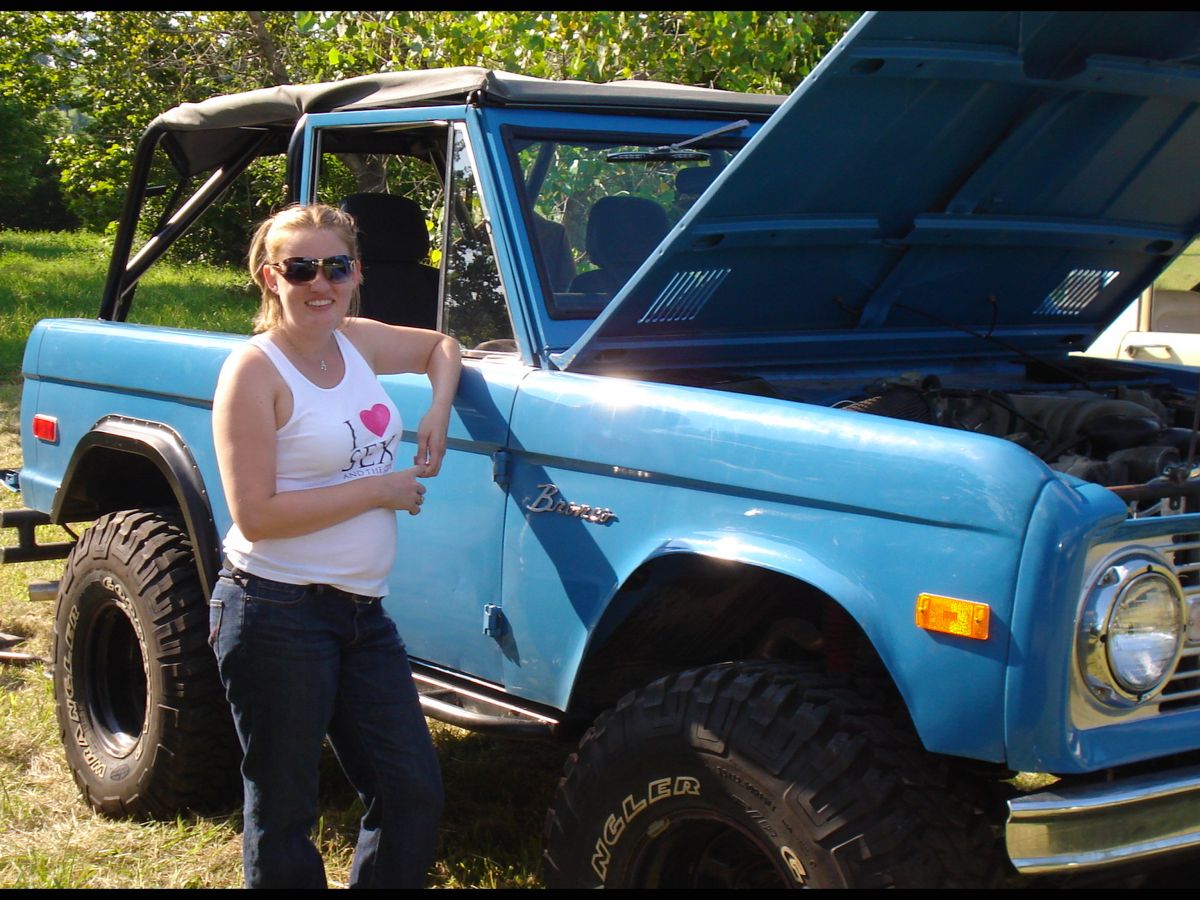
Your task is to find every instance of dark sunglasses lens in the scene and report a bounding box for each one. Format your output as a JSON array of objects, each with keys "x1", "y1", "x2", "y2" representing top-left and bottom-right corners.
[
  {"x1": 277, "y1": 256, "x2": 353, "y2": 284},
  {"x1": 280, "y1": 260, "x2": 317, "y2": 283},
  {"x1": 324, "y1": 257, "x2": 353, "y2": 282}
]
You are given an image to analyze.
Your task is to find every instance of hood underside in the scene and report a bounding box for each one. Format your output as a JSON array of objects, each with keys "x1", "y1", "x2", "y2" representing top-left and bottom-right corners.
[{"x1": 558, "y1": 10, "x2": 1200, "y2": 373}]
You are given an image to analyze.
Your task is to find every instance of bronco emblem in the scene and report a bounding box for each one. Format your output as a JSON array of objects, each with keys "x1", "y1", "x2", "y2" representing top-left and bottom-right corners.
[{"x1": 526, "y1": 483, "x2": 616, "y2": 524}]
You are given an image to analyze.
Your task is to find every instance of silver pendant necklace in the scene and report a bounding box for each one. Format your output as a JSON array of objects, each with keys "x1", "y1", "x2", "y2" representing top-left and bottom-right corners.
[{"x1": 278, "y1": 331, "x2": 330, "y2": 374}]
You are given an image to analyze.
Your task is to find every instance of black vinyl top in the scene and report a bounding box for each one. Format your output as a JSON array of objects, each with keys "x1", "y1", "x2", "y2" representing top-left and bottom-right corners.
[{"x1": 149, "y1": 67, "x2": 786, "y2": 176}]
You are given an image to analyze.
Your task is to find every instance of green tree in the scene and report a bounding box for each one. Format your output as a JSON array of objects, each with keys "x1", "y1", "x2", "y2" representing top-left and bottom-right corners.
[
  {"x1": 293, "y1": 11, "x2": 856, "y2": 92},
  {"x1": 0, "y1": 11, "x2": 81, "y2": 229},
  {"x1": 0, "y1": 11, "x2": 859, "y2": 238},
  {"x1": 47, "y1": 12, "x2": 301, "y2": 232},
  {"x1": 0, "y1": 103, "x2": 76, "y2": 230}
]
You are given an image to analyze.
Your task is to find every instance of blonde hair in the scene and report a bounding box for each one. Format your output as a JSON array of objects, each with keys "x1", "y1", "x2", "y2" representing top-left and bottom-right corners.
[{"x1": 247, "y1": 203, "x2": 361, "y2": 333}]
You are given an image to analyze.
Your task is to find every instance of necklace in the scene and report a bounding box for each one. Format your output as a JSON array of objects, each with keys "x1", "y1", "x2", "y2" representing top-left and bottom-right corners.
[{"x1": 277, "y1": 331, "x2": 331, "y2": 373}]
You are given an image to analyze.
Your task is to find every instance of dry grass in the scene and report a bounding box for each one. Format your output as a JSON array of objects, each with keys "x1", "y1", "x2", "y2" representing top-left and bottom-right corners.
[{"x1": 0, "y1": 378, "x2": 244, "y2": 888}]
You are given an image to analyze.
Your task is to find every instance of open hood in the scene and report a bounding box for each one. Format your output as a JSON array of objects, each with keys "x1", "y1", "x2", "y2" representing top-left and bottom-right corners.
[{"x1": 557, "y1": 10, "x2": 1200, "y2": 373}]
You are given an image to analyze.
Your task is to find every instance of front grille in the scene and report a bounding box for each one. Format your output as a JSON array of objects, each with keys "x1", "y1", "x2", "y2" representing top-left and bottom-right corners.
[{"x1": 1146, "y1": 532, "x2": 1200, "y2": 711}]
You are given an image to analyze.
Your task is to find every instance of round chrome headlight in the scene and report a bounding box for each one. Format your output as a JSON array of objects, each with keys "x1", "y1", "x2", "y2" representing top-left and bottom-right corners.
[
  {"x1": 1107, "y1": 572, "x2": 1184, "y2": 695},
  {"x1": 1079, "y1": 554, "x2": 1184, "y2": 706}
]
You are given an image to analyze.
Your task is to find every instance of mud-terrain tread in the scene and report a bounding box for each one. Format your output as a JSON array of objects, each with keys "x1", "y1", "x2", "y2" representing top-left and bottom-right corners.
[
  {"x1": 52, "y1": 508, "x2": 240, "y2": 819},
  {"x1": 543, "y1": 661, "x2": 1009, "y2": 888}
]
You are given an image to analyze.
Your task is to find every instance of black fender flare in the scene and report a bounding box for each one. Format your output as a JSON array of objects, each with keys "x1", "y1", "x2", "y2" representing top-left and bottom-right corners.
[{"x1": 52, "y1": 416, "x2": 220, "y2": 599}]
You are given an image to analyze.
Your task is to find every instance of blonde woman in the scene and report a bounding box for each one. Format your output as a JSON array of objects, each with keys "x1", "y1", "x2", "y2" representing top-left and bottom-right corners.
[{"x1": 209, "y1": 203, "x2": 461, "y2": 888}]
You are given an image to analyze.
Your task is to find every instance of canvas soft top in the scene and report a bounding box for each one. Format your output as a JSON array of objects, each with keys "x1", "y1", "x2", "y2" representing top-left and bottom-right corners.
[{"x1": 149, "y1": 67, "x2": 786, "y2": 177}]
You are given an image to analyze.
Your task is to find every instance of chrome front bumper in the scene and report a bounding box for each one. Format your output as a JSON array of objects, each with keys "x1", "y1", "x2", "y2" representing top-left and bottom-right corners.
[{"x1": 1007, "y1": 764, "x2": 1200, "y2": 874}]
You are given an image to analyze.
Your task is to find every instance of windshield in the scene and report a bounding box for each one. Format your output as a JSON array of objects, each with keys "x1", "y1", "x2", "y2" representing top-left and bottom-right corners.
[{"x1": 510, "y1": 132, "x2": 745, "y2": 320}]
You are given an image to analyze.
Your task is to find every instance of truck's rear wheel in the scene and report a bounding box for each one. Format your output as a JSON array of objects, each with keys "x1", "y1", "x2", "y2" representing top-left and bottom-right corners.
[
  {"x1": 543, "y1": 662, "x2": 1005, "y2": 888},
  {"x1": 52, "y1": 509, "x2": 240, "y2": 818}
]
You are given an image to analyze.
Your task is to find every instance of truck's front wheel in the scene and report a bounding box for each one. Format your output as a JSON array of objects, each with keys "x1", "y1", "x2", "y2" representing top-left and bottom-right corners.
[
  {"x1": 52, "y1": 509, "x2": 240, "y2": 818},
  {"x1": 543, "y1": 662, "x2": 1005, "y2": 888}
]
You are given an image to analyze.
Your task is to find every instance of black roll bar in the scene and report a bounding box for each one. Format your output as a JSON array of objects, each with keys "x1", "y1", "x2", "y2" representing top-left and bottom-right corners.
[{"x1": 99, "y1": 127, "x2": 274, "y2": 322}]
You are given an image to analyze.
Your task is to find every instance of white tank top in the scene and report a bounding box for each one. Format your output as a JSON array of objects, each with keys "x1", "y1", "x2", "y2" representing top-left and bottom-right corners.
[{"x1": 222, "y1": 330, "x2": 402, "y2": 597}]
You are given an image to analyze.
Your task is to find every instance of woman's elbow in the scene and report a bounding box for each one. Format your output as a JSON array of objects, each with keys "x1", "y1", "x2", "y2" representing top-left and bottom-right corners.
[
  {"x1": 230, "y1": 505, "x2": 274, "y2": 543},
  {"x1": 237, "y1": 524, "x2": 266, "y2": 543},
  {"x1": 234, "y1": 520, "x2": 268, "y2": 543}
]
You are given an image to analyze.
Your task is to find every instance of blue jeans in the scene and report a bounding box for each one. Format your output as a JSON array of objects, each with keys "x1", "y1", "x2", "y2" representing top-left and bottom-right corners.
[{"x1": 209, "y1": 568, "x2": 443, "y2": 889}]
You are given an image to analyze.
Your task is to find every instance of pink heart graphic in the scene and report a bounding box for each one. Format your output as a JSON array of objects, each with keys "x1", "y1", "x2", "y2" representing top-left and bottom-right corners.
[{"x1": 359, "y1": 403, "x2": 390, "y2": 437}]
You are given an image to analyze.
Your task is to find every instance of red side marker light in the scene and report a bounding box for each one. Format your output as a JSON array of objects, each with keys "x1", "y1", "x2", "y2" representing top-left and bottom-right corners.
[{"x1": 32, "y1": 414, "x2": 58, "y2": 443}]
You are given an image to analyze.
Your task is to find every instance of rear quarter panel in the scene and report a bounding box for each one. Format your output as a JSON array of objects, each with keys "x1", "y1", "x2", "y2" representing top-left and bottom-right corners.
[{"x1": 19, "y1": 319, "x2": 240, "y2": 526}]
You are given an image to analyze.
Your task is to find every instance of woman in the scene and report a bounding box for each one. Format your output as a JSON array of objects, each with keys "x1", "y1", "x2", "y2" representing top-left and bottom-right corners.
[{"x1": 208, "y1": 202, "x2": 462, "y2": 889}]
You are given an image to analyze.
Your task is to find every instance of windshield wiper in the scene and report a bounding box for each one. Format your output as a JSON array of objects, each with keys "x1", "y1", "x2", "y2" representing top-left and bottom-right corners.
[{"x1": 604, "y1": 119, "x2": 750, "y2": 162}]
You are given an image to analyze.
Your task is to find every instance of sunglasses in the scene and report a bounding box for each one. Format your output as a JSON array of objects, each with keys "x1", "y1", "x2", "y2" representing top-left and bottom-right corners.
[{"x1": 270, "y1": 255, "x2": 356, "y2": 284}]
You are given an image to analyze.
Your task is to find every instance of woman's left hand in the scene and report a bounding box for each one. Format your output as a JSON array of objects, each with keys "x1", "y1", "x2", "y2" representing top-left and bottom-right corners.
[{"x1": 414, "y1": 406, "x2": 451, "y2": 476}]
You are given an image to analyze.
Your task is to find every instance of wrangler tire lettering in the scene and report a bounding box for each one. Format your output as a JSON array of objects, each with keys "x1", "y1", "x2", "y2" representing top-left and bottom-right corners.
[{"x1": 544, "y1": 663, "x2": 1003, "y2": 888}]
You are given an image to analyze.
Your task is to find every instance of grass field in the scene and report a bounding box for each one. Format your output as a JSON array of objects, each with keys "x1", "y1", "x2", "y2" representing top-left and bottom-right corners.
[{"x1": 0, "y1": 231, "x2": 566, "y2": 888}]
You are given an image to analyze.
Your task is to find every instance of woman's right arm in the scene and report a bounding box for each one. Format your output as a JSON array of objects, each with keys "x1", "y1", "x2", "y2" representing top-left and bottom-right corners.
[{"x1": 213, "y1": 346, "x2": 426, "y2": 542}]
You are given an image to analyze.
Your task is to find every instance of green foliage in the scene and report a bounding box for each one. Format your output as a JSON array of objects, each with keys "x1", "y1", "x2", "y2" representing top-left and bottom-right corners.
[
  {"x1": 0, "y1": 13, "x2": 79, "y2": 230},
  {"x1": 45, "y1": 12, "x2": 303, "y2": 236},
  {"x1": 0, "y1": 103, "x2": 76, "y2": 230},
  {"x1": 0, "y1": 11, "x2": 859, "y2": 237},
  {"x1": 292, "y1": 11, "x2": 857, "y2": 92},
  {"x1": 0, "y1": 12, "x2": 78, "y2": 111}
]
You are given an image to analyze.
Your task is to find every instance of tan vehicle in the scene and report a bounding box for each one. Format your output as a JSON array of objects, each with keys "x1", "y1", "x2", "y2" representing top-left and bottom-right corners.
[{"x1": 1086, "y1": 279, "x2": 1200, "y2": 366}]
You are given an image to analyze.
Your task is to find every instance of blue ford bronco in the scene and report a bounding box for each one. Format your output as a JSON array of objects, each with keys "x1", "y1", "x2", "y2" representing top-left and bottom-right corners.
[{"x1": 6, "y1": 10, "x2": 1200, "y2": 888}]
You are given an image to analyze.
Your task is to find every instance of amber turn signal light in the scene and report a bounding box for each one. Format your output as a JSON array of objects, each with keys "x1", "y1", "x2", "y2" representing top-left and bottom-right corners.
[{"x1": 915, "y1": 592, "x2": 990, "y2": 640}]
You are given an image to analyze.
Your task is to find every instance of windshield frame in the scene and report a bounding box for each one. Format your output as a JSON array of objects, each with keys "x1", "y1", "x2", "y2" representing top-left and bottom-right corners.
[{"x1": 492, "y1": 109, "x2": 763, "y2": 354}]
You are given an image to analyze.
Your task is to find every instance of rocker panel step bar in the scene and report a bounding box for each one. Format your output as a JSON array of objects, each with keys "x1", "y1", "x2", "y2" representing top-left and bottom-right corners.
[{"x1": 411, "y1": 664, "x2": 560, "y2": 740}]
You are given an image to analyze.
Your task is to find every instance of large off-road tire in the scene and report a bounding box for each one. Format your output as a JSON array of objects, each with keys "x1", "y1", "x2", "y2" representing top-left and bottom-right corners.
[
  {"x1": 543, "y1": 662, "x2": 1007, "y2": 888},
  {"x1": 51, "y1": 508, "x2": 240, "y2": 818}
]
